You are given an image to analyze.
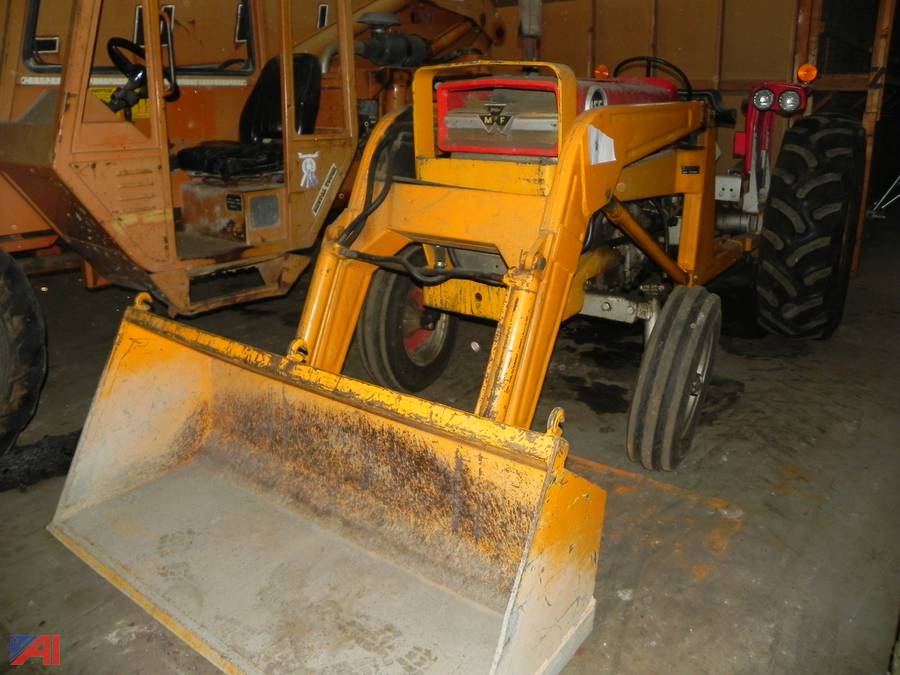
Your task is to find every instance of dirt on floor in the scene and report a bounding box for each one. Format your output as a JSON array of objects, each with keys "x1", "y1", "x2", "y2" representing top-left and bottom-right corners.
[
  {"x1": 0, "y1": 433, "x2": 79, "y2": 492},
  {"x1": 1, "y1": 223, "x2": 899, "y2": 674}
]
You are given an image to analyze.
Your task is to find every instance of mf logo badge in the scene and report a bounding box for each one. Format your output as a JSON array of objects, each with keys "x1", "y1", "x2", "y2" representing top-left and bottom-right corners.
[
  {"x1": 479, "y1": 103, "x2": 513, "y2": 134},
  {"x1": 298, "y1": 151, "x2": 320, "y2": 189}
]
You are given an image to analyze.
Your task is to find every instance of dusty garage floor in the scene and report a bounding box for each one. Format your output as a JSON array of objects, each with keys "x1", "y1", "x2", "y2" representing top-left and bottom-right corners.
[{"x1": 1, "y1": 222, "x2": 899, "y2": 675}]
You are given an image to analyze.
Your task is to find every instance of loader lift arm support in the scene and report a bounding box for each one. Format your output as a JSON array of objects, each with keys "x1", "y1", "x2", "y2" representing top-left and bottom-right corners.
[{"x1": 296, "y1": 61, "x2": 745, "y2": 430}]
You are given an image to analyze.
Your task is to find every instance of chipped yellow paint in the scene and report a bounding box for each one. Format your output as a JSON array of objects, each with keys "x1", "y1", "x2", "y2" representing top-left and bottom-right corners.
[
  {"x1": 51, "y1": 303, "x2": 607, "y2": 674},
  {"x1": 417, "y1": 157, "x2": 556, "y2": 196},
  {"x1": 115, "y1": 209, "x2": 168, "y2": 226},
  {"x1": 423, "y1": 278, "x2": 507, "y2": 320}
]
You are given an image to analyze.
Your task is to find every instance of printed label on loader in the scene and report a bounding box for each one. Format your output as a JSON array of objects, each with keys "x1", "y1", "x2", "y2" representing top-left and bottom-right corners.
[
  {"x1": 589, "y1": 126, "x2": 616, "y2": 165},
  {"x1": 311, "y1": 163, "x2": 339, "y2": 217}
]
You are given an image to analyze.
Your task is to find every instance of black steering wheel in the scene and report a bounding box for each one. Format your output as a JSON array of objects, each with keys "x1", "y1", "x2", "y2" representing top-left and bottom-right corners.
[
  {"x1": 106, "y1": 36, "x2": 179, "y2": 119},
  {"x1": 106, "y1": 38, "x2": 148, "y2": 119},
  {"x1": 613, "y1": 56, "x2": 693, "y2": 101}
]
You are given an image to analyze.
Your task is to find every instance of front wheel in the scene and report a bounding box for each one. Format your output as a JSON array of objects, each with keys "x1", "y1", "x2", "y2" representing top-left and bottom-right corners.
[
  {"x1": 356, "y1": 248, "x2": 458, "y2": 393},
  {"x1": 0, "y1": 251, "x2": 47, "y2": 454},
  {"x1": 756, "y1": 113, "x2": 866, "y2": 338},
  {"x1": 626, "y1": 286, "x2": 721, "y2": 471}
]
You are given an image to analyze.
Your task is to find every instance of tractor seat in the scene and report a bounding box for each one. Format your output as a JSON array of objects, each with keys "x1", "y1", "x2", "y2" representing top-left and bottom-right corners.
[{"x1": 176, "y1": 54, "x2": 321, "y2": 180}]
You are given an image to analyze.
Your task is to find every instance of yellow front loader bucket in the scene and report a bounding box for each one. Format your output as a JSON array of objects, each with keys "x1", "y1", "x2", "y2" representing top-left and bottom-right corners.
[{"x1": 49, "y1": 303, "x2": 606, "y2": 674}]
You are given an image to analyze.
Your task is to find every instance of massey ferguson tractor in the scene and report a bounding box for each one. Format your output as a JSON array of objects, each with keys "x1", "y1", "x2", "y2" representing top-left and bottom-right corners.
[{"x1": 46, "y1": 53, "x2": 864, "y2": 673}]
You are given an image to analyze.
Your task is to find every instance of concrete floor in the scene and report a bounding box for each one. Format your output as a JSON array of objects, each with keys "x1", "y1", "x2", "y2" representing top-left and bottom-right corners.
[{"x1": 2, "y1": 222, "x2": 899, "y2": 674}]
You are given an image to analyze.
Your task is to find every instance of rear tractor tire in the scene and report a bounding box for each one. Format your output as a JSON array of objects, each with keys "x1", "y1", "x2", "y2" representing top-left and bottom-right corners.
[
  {"x1": 756, "y1": 113, "x2": 866, "y2": 338},
  {"x1": 626, "y1": 286, "x2": 721, "y2": 471},
  {"x1": 356, "y1": 247, "x2": 458, "y2": 393},
  {"x1": 0, "y1": 250, "x2": 47, "y2": 455}
]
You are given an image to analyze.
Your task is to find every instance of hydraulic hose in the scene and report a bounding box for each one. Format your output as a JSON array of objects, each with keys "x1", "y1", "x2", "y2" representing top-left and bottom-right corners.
[
  {"x1": 337, "y1": 114, "x2": 407, "y2": 247},
  {"x1": 339, "y1": 248, "x2": 504, "y2": 286}
]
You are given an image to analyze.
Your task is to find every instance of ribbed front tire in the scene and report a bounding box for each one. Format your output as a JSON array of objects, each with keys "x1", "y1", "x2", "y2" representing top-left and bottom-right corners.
[
  {"x1": 626, "y1": 286, "x2": 721, "y2": 471},
  {"x1": 356, "y1": 247, "x2": 457, "y2": 393}
]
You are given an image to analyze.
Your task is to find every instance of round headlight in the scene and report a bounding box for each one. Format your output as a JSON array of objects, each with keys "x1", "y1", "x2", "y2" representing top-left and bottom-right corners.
[
  {"x1": 779, "y1": 90, "x2": 802, "y2": 113},
  {"x1": 752, "y1": 88, "x2": 775, "y2": 111}
]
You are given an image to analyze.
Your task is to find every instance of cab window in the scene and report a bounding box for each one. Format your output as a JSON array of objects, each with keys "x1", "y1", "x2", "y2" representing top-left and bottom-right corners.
[{"x1": 23, "y1": 0, "x2": 255, "y2": 75}]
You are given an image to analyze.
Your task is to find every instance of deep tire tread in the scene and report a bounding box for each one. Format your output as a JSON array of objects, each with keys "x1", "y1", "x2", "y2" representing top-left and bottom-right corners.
[
  {"x1": 756, "y1": 114, "x2": 866, "y2": 338},
  {"x1": 0, "y1": 251, "x2": 47, "y2": 455}
]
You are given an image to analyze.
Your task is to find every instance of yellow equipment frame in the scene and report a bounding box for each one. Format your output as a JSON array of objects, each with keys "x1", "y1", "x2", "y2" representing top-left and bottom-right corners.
[{"x1": 294, "y1": 60, "x2": 748, "y2": 430}]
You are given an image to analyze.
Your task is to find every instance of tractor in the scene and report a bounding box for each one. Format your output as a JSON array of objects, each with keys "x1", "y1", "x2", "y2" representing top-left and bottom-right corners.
[
  {"x1": 46, "y1": 52, "x2": 865, "y2": 673},
  {"x1": 0, "y1": 0, "x2": 503, "y2": 454},
  {"x1": 300, "y1": 56, "x2": 864, "y2": 471}
]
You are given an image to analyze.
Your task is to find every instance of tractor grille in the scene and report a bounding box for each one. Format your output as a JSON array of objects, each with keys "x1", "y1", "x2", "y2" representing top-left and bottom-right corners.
[{"x1": 437, "y1": 76, "x2": 559, "y2": 157}]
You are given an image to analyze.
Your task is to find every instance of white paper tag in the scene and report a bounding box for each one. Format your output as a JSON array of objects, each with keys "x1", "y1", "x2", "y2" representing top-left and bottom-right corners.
[{"x1": 589, "y1": 126, "x2": 616, "y2": 165}]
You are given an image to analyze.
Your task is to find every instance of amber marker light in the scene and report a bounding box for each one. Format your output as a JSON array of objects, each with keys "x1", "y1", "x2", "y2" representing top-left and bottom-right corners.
[
  {"x1": 593, "y1": 64, "x2": 611, "y2": 80},
  {"x1": 797, "y1": 63, "x2": 818, "y2": 84}
]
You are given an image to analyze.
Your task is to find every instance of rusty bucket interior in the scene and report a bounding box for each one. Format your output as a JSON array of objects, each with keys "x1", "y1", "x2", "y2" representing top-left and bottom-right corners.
[{"x1": 48, "y1": 306, "x2": 606, "y2": 675}]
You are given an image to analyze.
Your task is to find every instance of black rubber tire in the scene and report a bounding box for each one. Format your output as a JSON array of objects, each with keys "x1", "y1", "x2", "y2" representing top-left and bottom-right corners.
[
  {"x1": 756, "y1": 113, "x2": 866, "y2": 338},
  {"x1": 356, "y1": 248, "x2": 458, "y2": 393},
  {"x1": 0, "y1": 251, "x2": 47, "y2": 455},
  {"x1": 626, "y1": 286, "x2": 721, "y2": 471}
]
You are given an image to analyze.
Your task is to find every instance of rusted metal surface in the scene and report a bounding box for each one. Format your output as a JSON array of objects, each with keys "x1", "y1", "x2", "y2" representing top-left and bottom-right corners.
[
  {"x1": 1, "y1": 151, "x2": 308, "y2": 314},
  {"x1": 50, "y1": 306, "x2": 606, "y2": 674}
]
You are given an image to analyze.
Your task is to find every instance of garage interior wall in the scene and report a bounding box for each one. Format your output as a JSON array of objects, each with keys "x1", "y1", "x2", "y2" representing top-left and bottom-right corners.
[{"x1": 493, "y1": 0, "x2": 798, "y2": 81}]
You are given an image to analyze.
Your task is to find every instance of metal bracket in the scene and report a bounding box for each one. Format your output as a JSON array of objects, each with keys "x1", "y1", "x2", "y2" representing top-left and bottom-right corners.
[{"x1": 580, "y1": 292, "x2": 660, "y2": 340}]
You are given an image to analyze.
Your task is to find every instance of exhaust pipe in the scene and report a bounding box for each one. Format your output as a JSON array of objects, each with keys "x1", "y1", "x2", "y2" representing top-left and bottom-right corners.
[{"x1": 519, "y1": 0, "x2": 542, "y2": 59}]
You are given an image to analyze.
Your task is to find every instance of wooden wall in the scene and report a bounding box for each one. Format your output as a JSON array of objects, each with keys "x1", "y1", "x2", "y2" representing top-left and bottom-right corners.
[
  {"x1": 489, "y1": 0, "x2": 800, "y2": 82},
  {"x1": 491, "y1": 0, "x2": 595, "y2": 74},
  {"x1": 491, "y1": 0, "x2": 802, "y2": 170}
]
